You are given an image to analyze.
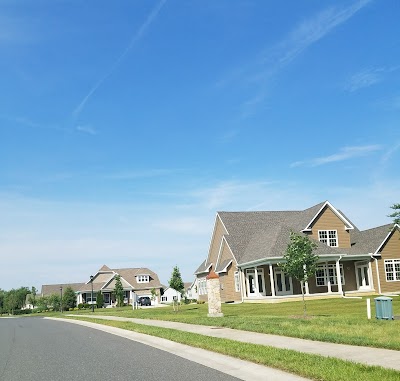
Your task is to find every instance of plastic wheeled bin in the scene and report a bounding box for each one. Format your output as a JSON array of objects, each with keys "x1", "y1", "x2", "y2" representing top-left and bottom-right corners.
[{"x1": 374, "y1": 296, "x2": 393, "y2": 320}]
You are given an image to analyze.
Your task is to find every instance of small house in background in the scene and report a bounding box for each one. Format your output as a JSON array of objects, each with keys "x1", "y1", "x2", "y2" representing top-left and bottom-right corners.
[
  {"x1": 160, "y1": 287, "x2": 182, "y2": 303},
  {"x1": 40, "y1": 265, "x2": 163, "y2": 307}
]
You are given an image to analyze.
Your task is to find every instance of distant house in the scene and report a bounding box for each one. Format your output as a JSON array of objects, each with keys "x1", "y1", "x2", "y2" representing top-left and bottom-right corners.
[
  {"x1": 160, "y1": 287, "x2": 181, "y2": 303},
  {"x1": 184, "y1": 281, "x2": 198, "y2": 300},
  {"x1": 40, "y1": 265, "x2": 163, "y2": 307},
  {"x1": 195, "y1": 200, "x2": 400, "y2": 303}
]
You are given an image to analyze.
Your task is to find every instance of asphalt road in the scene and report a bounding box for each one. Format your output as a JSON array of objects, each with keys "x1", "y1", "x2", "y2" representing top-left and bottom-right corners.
[{"x1": 0, "y1": 317, "x2": 239, "y2": 381}]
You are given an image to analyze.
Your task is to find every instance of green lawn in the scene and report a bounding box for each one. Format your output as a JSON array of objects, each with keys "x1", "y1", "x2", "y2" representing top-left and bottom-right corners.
[
  {"x1": 65, "y1": 316, "x2": 400, "y2": 381},
  {"x1": 67, "y1": 296, "x2": 400, "y2": 350}
]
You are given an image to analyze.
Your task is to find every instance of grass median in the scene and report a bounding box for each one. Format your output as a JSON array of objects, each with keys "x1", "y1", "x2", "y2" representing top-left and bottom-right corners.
[
  {"x1": 65, "y1": 315, "x2": 400, "y2": 381},
  {"x1": 68, "y1": 297, "x2": 400, "y2": 350}
]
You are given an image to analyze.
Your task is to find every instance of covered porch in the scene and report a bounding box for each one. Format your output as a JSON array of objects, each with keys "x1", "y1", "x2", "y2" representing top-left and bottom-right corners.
[{"x1": 240, "y1": 255, "x2": 375, "y2": 301}]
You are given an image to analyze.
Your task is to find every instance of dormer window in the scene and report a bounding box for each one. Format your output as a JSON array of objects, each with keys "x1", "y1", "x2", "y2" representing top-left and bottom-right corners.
[
  {"x1": 318, "y1": 230, "x2": 338, "y2": 247},
  {"x1": 137, "y1": 275, "x2": 149, "y2": 283}
]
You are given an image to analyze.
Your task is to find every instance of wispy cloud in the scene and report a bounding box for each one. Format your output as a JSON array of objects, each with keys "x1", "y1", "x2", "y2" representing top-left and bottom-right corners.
[
  {"x1": 291, "y1": 144, "x2": 382, "y2": 167},
  {"x1": 381, "y1": 142, "x2": 400, "y2": 163},
  {"x1": 76, "y1": 124, "x2": 97, "y2": 135},
  {"x1": 0, "y1": 114, "x2": 69, "y2": 132},
  {"x1": 344, "y1": 66, "x2": 399, "y2": 92},
  {"x1": 73, "y1": 0, "x2": 167, "y2": 117},
  {"x1": 232, "y1": 0, "x2": 371, "y2": 117}
]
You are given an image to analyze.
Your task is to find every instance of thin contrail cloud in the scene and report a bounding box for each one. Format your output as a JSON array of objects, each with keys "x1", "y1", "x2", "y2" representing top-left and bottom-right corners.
[{"x1": 73, "y1": 0, "x2": 167, "y2": 117}]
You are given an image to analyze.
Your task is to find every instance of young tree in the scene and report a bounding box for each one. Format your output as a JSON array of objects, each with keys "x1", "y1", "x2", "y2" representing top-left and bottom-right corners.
[
  {"x1": 96, "y1": 291, "x2": 104, "y2": 308},
  {"x1": 114, "y1": 275, "x2": 124, "y2": 307},
  {"x1": 150, "y1": 288, "x2": 157, "y2": 304},
  {"x1": 28, "y1": 286, "x2": 37, "y2": 309},
  {"x1": 389, "y1": 203, "x2": 400, "y2": 225},
  {"x1": 279, "y1": 232, "x2": 319, "y2": 318},
  {"x1": 169, "y1": 266, "x2": 184, "y2": 311},
  {"x1": 48, "y1": 294, "x2": 61, "y2": 312},
  {"x1": 63, "y1": 287, "x2": 77, "y2": 310}
]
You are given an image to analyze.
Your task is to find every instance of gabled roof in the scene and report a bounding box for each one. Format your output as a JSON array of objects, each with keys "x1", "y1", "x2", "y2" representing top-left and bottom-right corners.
[
  {"x1": 302, "y1": 201, "x2": 354, "y2": 232},
  {"x1": 349, "y1": 223, "x2": 398, "y2": 255},
  {"x1": 194, "y1": 259, "x2": 212, "y2": 275},
  {"x1": 217, "y1": 202, "x2": 330, "y2": 264},
  {"x1": 215, "y1": 259, "x2": 232, "y2": 273}
]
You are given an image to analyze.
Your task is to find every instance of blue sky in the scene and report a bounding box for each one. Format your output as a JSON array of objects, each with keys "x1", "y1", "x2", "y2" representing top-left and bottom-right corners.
[{"x1": 1, "y1": 0, "x2": 399, "y2": 291}]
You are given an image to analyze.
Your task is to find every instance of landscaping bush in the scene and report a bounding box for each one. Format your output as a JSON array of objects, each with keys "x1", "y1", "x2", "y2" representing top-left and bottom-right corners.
[
  {"x1": 78, "y1": 303, "x2": 84, "y2": 309},
  {"x1": 83, "y1": 303, "x2": 90, "y2": 309},
  {"x1": 196, "y1": 300, "x2": 205, "y2": 304}
]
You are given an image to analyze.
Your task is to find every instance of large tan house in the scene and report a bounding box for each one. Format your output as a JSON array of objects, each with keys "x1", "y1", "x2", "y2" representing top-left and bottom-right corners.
[
  {"x1": 41, "y1": 265, "x2": 163, "y2": 306},
  {"x1": 195, "y1": 201, "x2": 400, "y2": 303}
]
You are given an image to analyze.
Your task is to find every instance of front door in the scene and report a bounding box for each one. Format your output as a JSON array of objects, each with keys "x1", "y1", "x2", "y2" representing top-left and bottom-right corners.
[
  {"x1": 355, "y1": 262, "x2": 371, "y2": 290},
  {"x1": 103, "y1": 292, "x2": 110, "y2": 305},
  {"x1": 245, "y1": 269, "x2": 265, "y2": 296},
  {"x1": 274, "y1": 269, "x2": 293, "y2": 296}
]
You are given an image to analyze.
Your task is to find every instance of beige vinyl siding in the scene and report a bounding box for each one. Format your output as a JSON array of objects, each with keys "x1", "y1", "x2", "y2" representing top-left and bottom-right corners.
[
  {"x1": 217, "y1": 242, "x2": 241, "y2": 302},
  {"x1": 378, "y1": 229, "x2": 400, "y2": 293},
  {"x1": 308, "y1": 206, "x2": 351, "y2": 248},
  {"x1": 342, "y1": 262, "x2": 357, "y2": 292},
  {"x1": 207, "y1": 217, "x2": 228, "y2": 271}
]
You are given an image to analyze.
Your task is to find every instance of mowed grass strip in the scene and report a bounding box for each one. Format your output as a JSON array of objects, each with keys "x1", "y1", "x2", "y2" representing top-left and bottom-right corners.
[
  {"x1": 66, "y1": 316, "x2": 400, "y2": 381},
  {"x1": 69, "y1": 297, "x2": 400, "y2": 350}
]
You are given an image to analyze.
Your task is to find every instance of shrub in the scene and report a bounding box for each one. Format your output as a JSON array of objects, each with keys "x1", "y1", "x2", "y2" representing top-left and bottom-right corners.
[
  {"x1": 83, "y1": 303, "x2": 90, "y2": 309},
  {"x1": 69, "y1": 307, "x2": 74, "y2": 311},
  {"x1": 196, "y1": 300, "x2": 205, "y2": 304},
  {"x1": 78, "y1": 303, "x2": 84, "y2": 309}
]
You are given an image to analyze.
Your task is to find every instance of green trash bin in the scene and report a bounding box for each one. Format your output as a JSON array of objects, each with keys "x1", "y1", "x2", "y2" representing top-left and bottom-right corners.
[{"x1": 374, "y1": 296, "x2": 393, "y2": 320}]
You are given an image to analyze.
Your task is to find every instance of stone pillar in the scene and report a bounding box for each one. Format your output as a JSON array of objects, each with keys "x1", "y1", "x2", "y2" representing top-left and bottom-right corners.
[{"x1": 206, "y1": 271, "x2": 224, "y2": 317}]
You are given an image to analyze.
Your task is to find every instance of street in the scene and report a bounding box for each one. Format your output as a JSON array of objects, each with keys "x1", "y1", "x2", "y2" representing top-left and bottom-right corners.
[{"x1": 0, "y1": 317, "x2": 239, "y2": 381}]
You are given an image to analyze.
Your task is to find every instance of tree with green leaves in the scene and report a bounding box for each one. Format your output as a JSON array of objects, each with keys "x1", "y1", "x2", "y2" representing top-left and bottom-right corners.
[
  {"x1": 48, "y1": 294, "x2": 61, "y2": 311},
  {"x1": 114, "y1": 275, "x2": 124, "y2": 307},
  {"x1": 150, "y1": 288, "x2": 157, "y2": 304},
  {"x1": 388, "y1": 203, "x2": 400, "y2": 225},
  {"x1": 279, "y1": 232, "x2": 319, "y2": 317},
  {"x1": 169, "y1": 266, "x2": 184, "y2": 311},
  {"x1": 28, "y1": 286, "x2": 37, "y2": 309},
  {"x1": 62, "y1": 287, "x2": 76, "y2": 310},
  {"x1": 96, "y1": 291, "x2": 104, "y2": 308}
]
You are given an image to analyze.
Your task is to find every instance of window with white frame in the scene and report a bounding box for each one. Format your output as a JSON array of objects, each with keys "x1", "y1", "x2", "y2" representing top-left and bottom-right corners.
[
  {"x1": 384, "y1": 259, "x2": 400, "y2": 281},
  {"x1": 137, "y1": 275, "x2": 149, "y2": 283},
  {"x1": 198, "y1": 278, "x2": 207, "y2": 295},
  {"x1": 161, "y1": 296, "x2": 167, "y2": 302},
  {"x1": 234, "y1": 271, "x2": 241, "y2": 292},
  {"x1": 318, "y1": 230, "x2": 338, "y2": 247},
  {"x1": 315, "y1": 264, "x2": 345, "y2": 286}
]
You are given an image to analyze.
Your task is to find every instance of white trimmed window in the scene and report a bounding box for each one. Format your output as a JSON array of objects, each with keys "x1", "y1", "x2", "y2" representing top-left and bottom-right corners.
[
  {"x1": 318, "y1": 230, "x2": 338, "y2": 247},
  {"x1": 161, "y1": 296, "x2": 167, "y2": 302},
  {"x1": 198, "y1": 278, "x2": 207, "y2": 295},
  {"x1": 384, "y1": 259, "x2": 400, "y2": 281},
  {"x1": 234, "y1": 271, "x2": 241, "y2": 292},
  {"x1": 137, "y1": 275, "x2": 149, "y2": 283},
  {"x1": 315, "y1": 264, "x2": 344, "y2": 286}
]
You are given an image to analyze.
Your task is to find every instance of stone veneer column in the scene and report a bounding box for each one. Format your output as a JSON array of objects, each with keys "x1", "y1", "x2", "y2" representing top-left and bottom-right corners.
[{"x1": 206, "y1": 270, "x2": 224, "y2": 317}]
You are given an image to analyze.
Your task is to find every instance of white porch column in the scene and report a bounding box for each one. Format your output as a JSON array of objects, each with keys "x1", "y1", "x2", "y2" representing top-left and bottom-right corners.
[
  {"x1": 326, "y1": 261, "x2": 332, "y2": 293},
  {"x1": 254, "y1": 266, "x2": 260, "y2": 296},
  {"x1": 303, "y1": 265, "x2": 310, "y2": 295},
  {"x1": 269, "y1": 264, "x2": 276, "y2": 297},
  {"x1": 336, "y1": 259, "x2": 343, "y2": 295},
  {"x1": 241, "y1": 269, "x2": 247, "y2": 297}
]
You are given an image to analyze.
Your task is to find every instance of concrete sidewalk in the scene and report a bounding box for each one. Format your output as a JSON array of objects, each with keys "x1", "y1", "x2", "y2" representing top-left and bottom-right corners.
[
  {"x1": 56, "y1": 317, "x2": 309, "y2": 381},
  {"x1": 71, "y1": 314, "x2": 400, "y2": 371}
]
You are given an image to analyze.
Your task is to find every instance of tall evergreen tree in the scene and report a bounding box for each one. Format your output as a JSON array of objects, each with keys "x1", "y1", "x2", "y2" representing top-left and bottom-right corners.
[
  {"x1": 169, "y1": 266, "x2": 184, "y2": 311},
  {"x1": 63, "y1": 286, "x2": 77, "y2": 310},
  {"x1": 114, "y1": 275, "x2": 124, "y2": 307},
  {"x1": 96, "y1": 291, "x2": 104, "y2": 308},
  {"x1": 28, "y1": 286, "x2": 37, "y2": 308}
]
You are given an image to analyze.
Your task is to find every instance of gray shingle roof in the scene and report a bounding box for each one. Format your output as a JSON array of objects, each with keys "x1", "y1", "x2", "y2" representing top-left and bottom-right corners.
[
  {"x1": 213, "y1": 202, "x2": 393, "y2": 266},
  {"x1": 349, "y1": 224, "x2": 394, "y2": 254},
  {"x1": 41, "y1": 283, "x2": 85, "y2": 297},
  {"x1": 194, "y1": 259, "x2": 210, "y2": 274}
]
